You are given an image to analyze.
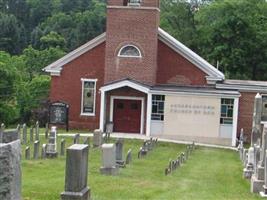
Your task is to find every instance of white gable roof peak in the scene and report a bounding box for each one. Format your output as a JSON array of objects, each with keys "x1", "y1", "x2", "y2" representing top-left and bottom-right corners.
[{"x1": 158, "y1": 28, "x2": 225, "y2": 81}]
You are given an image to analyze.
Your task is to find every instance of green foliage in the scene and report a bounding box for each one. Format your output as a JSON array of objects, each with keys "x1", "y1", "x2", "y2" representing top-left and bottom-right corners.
[
  {"x1": 195, "y1": 0, "x2": 267, "y2": 80},
  {"x1": 40, "y1": 31, "x2": 66, "y2": 50},
  {"x1": 0, "y1": 13, "x2": 26, "y2": 54},
  {"x1": 0, "y1": 51, "x2": 18, "y2": 123}
]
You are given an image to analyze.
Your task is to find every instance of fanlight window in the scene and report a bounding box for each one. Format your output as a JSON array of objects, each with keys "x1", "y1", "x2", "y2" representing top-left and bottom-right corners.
[{"x1": 118, "y1": 45, "x2": 142, "y2": 58}]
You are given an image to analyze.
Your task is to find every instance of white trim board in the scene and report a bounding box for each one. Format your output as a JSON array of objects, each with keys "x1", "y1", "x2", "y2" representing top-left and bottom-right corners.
[
  {"x1": 43, "y1": 33, "x2": 106, "y2": 75},
  {"x1": 110, "y1": 96, "x2": 145, "y2": 134}
]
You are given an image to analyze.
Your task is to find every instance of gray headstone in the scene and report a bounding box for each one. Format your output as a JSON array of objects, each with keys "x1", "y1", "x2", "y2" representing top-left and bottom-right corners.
[
  {"x1": 243, "y1": 147, "x2": 254, "y2": 179},
  {"x1": 252, "y1": 93, "x2": 262, "y2": 145},
  {"x1": 125, "y1": 149, "x2": 132, "y2": 165},
  {"x1": 0, "y1": 123, "x2": 5, "y2": 143},
  {"x1": 46, "y1": 126, "x2": 58, "y2": 158},
  {"x1": 41, "y1": 144, "x2": 47, "y2": 159},
  {"x1": 25, "y1": 146, "x2": 30, "y2": 160},
  {"x1": 74, "y1": 133, "x2": 80, "y2": 144},
  {"x1": 93, "y1": 129, "x2": 102, "y2": 147},
  {"x1": 35, "y1": 121, "x2": 39, "y2": 141},
  {"x1": 83, "y1": 137, "x2": 90, "y2": 146},
  {"x1": 16, "y1": 124, "x2": 21, "y2": 140},
  {"x1": 33, "y1": 140, "x2": 39, "y2": 159},
  {"x1": 60, "y1": 139, "x2": 65, "y2": 156},
  {"x1": 30, "y1": 127, "x2": 34, "y2": 143},
  {"x1": 45, "y1": 123, "x2": 49, "y2": 139},
  {"x1": 22, "y1": 124, "x2": 27, "y2": 144},
  {"x1": 61, "y1": 144, "x2": 90, "y2": 200},
  {"x1": 0, "y1": 140, "x2": 21, "y2": 200},
  {"x1": 115, "y1": 138, "x2": 124, "y2": 166},
  {"x1": 100, "y1": 143, "x2": 118, "y2": 175},
  {"x1": 260, "y1": 150, "x2": 267, "y2": 197}
]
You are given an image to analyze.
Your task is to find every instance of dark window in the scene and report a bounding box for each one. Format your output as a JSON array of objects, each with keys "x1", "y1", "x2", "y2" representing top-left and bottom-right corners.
[
  {"x1": 220, "y1": 98, "x2": 234, "y2": 125},
  {"x1": 151, "y1": 95, "x2": 165, "y2": 121},
  {"x1": 131, "y1": 103, "x2": 138, "y2": 110}
]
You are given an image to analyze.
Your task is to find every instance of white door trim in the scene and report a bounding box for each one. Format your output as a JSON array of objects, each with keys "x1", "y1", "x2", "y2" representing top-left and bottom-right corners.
[{"x1": 110, "y1": 96, "x2": 145, "y2": 134}]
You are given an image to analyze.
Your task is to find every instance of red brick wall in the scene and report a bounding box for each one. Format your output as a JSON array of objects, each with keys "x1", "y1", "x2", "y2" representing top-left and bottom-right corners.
[
  {"x1": 237, "y1": 92, "x2": 256, "y2": 141},
  {"x1": 104, "y1": 6, "x2": 160, "y2": 85},
  {"x1": 49, "y1": 43, "x2": 106, "y2": 130},
  {"x1": 156, "y1": 40, "x2": 208, "y2": 85}
]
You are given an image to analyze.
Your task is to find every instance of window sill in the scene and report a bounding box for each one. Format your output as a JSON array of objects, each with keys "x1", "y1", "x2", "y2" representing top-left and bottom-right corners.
[{"x1": 80, "y1": 113, "x2": 95, "y2": 117}]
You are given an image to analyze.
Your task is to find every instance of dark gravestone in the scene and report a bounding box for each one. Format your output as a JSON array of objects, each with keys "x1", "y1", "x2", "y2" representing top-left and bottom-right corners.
[
  {"x1": 60, "y1": 139, "x2": 66, "y2": 156},
  {"x1": 25, "y1": 146, "x2": 30, "y2": 160},
  {"x1": 22, "y1": 124, "x2": 27, "y2": 144},
  {"x1": 115, "y1": 138, "x2": 125, "y2": 167},
  {"x1": 33, "y1": 141, "x2": 40, "y2": 159},
  {"x1": 74, "y1": 134, "x2": 80, "y2": 144},
  {"x1": 61, "y1": 144, "x2": 90, "y2": 200},
  {"x1": 125, "y1": 149, "x2": 132, "y2": 165},
  {"x1": 0, "y1": 139, "x2": 21, "y2": 200},
  {"x1": 0, "y1": 123, "x2": 5, "y2": 143},
  {"x1": 30, "y1": 127, "x2": 34, "y2": 143},
  {"x1": 45, "y1": 123, "x2": 49, "y2": 139},
  {"x1": 35, "y1": 121, "x2": 39, "y2": 141}
]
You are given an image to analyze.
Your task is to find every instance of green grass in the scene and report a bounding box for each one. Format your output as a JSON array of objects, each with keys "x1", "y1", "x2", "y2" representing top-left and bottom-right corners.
[{"x1": 21, "y1": 135, "x2": 261, "y2": 200}]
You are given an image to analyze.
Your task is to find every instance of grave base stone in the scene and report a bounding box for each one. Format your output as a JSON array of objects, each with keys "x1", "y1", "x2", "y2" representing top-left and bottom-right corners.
[
  {"x1": 260, "y1": 185, "x2": 267, "y2": 197},
  {"x1": 251, "y1": 175, "x2": 264, "y2": 193}
]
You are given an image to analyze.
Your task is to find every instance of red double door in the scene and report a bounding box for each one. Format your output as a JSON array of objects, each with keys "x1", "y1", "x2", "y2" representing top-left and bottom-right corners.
[{"x1": 113, "y1": 99, "x2": 142, "y2": 133}]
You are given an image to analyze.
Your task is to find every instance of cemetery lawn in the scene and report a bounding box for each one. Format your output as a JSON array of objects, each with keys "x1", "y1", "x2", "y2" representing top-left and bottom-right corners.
[{"x1": 22, "y1": 136, "x2": 261, "y2": 200}]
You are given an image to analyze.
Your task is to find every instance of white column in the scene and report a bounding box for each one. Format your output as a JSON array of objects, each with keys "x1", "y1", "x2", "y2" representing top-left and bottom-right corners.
[
  {"x1": 99, "y1": 90, "x2": 106, "y2": 132},
  {"x1": 232, "y1": 97, "x2": 239, "y2": 146},
  {"x1": 146, "y1": 93, "x2": 152, "y2": 137}
]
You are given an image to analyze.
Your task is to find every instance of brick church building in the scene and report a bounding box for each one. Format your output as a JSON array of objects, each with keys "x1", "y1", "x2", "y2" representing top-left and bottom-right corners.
[{"x1": 44, "y1": 0, "x2": 267, "y2": 146}]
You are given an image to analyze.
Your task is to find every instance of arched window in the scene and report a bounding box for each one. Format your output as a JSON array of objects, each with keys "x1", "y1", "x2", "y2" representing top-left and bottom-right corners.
[{"x1": 118, "y1": 45, "x2": 142, "y2": 58}]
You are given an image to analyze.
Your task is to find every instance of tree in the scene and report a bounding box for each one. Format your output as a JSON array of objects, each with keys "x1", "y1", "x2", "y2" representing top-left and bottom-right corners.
[
  {"x1": 0, "y1": 13, "x2": 26, "y2": 54},
  {"x1": 0, "y1": 51, "x2": 18, "y2": 124},
  {"x1": 40, "y1": 31, "x2": 66, "y2": 50},
  {"x1": 195, "y1": 0, "x2": 267, "y2": 80}
]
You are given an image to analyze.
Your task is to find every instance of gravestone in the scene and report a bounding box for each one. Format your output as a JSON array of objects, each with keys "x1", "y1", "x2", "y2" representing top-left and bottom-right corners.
[
  {"x1": 30, "y1": 127, "x2": 34, "y2": 143},
  {"x1": 42, "y1": 144, "x2": 47, "y2": 159},
  {"x1": 100, "y1": 144, "x2": 119, "y2": 175},
  {"x1": 260, "y1": 150, "x2": 267, "y2": 197},
  {"x1": 138, "y1": 147, "x2": 147, "y2": 158},
  {"x1": 168, "y1": 159, "x2": 172, "y2": 173},
  {"x1": 74, "y1": 133, "x2": 80, "y2": 144},
  {"x1": 61, "y1": 139, "x2": 65, "y2": 156},
  {"x1": 46, "y1": 126, "x2": 58, "y2": 158},
  {"x1": 22, "y1": 124, "x2": 27, "y2": 144},
  {"x1": 35, "y1": 121, "x2": 39, "y2": 141},
  {"x1": 25, "y1": 146, "x2": 30, "y2": 160},
  {"x1": 16, "y1": 124, "x2": 21, "y2": 140},
  {"x1": 0, "y1": 135, "x2": 21, "y2": 200},
  {"x1": 125, "y1": 149, "x2": 132, "y2": 164},
  {"x1": 61, "y1": 144, "x2": 90, "y2": 200},
  {"x1": 93, "y1": 129, "x2": 103, "y2": 147},
  {"x1": 243, "y1": 147, "x2": 254, "y2": 179},
  {"x1": 115, "y1": 138, "x2": 125, "y2": 167},
  {"x1": 251, "y1": 93, "x2": 262, "y2": 145},
  {"x1": 83, "y1": 137, "x2": 90, "y2": 146},
  {"x1": 105, "y1": 122, "x2": 113, "y2": 142},
  {"x1": 33, "y1": 140, "x2": 39, "y2": 159},
  {"x1": 45, "y1": 123, "x2": 49, "y2": 139},
  {"x1": 2, "y1": 130, "x2": 20, "y2": 143},
  {"x1": 0, "y1": 123, "x2": 5, "y2": 143},
  {"x1": 251, "y1": 124, "x2": 267, "y2": 193}
]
